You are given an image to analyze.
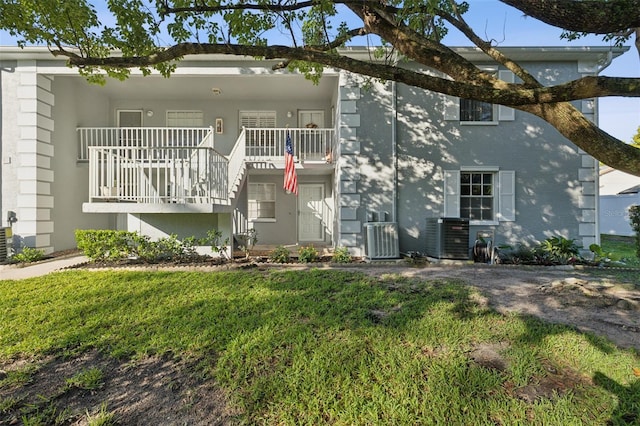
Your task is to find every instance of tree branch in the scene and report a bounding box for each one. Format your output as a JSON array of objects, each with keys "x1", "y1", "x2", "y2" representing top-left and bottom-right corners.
[
  {"x1": 53, "y1": 43, "x2": 640, "y2": 105},
  {"x1": 499, "y1": 0, "x2": 640, "y2": 34}
]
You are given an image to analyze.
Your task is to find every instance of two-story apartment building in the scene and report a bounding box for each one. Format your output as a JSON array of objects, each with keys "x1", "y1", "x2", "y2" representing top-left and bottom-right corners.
[{"x1": 0, "y1": 46, "x2": 624, "y2": 259}]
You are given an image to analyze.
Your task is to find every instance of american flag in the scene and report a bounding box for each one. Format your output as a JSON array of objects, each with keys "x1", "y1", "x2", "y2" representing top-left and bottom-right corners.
[{"x1": 283, "y1": 131, "x2": 298, "y2": 195}]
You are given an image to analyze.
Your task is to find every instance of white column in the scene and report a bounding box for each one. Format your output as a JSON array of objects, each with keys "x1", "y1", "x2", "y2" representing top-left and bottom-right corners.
[{"x1": 15, "y1": 61, "x2": 55, "y2": 253}]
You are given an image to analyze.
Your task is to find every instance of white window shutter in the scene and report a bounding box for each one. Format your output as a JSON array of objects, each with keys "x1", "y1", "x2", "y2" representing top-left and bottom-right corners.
[
  {"x1": 498, "y1": 170, "x2": 516, "y2": 221},
  {"x1": 498, "y1": 70, "x2": 515, "y2": 121},
  {"x1": 239, "y1": 111, "x2": 276, "y2": 128},
  {"x1": 443, "y1": 95, "x2": 460, "y2": 120},
  {"x1": 443, "y1": 170, "x2": 460, "y2": 217}
]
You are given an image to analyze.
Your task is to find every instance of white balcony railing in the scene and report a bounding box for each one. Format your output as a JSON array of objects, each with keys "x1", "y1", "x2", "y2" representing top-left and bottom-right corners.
[
  {"x1": 81, "y1": 126, "x2": 336, "y2": 206},
  {"x1": 88, "y1": 146, "x2": 228, "y2": 204},
  {"x1": 78, "y1": 127, "x2": 212, "y2": 161},
  {"x1": 244, "y1": 128, "x2": 335, "y2": 163}
]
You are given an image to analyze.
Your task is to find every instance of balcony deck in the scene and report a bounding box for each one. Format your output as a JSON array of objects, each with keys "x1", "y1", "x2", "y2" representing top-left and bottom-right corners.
[{"x1": 80, "y1": 127, "x2": 336, "y2": 213}]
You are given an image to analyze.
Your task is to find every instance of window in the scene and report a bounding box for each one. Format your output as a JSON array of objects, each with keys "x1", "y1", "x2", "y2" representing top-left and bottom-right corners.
[
  {"x1": 460, "y1": 172, "x2": 494, "y2": 220},
  {"x1": 239, "y1": 111, "x2": 276, "y2": 129},
  {"x1": 240, "y1": 111, "x2": 277, "y2": 156},
  {"x1": 444, "y1": 169, "x2": 515, "y2": 223},
  {"x1": 248, "y1": 183, "x2": 276, "y2": 221},
  {"x1": 443, "y1": 70, "x2": 516, "y2": 123},
  {"x1": 117, "y1": 110, "x2": 143, "y2": 127},
  {"x1": 460, "y1": 99, "x2": 495, "y2": 123},
  {"x1": 166, "y1": 110, "x2": 204, "y2": 127}
]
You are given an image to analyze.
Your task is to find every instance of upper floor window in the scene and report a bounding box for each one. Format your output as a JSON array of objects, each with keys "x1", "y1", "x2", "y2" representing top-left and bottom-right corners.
[
  {"x1": 443, "y1": 70, "x2": 516, "y2": 124},
  {"x1": 460, "y1": 99, "x2": 496, "y2": 123},
  {"x1": 239, "y1": 111, "x2": 276, "y2": 129},
  {"x1": 166, "y1": 110, "x2": 204, "y2": 127}
]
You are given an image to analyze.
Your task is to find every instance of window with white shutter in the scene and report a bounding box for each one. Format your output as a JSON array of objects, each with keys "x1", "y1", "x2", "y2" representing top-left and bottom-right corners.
[
  {"x1": 443, "y1": 168, "x2": 515, "y2": 224},
  {"x1": 240, "y1": 111, "x2": 277, "y2": 155},
  {"x1": 239, "y1": 111, "x2": 276, "y2": 129},
  {"x1": 443, "y1": 68, "x2": 516, "y2": 124},
  {"x1": 166, "y1": 110, "x2": 204, "y2": 127}
]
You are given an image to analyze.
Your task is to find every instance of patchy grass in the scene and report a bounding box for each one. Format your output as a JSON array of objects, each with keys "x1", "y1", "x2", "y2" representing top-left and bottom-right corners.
[
  {"x1": 65, "y1": 367, "x2": 104, "y2": 391},
  {"x1": 592, "y1": 235, "x2": 640, "y2": 284},
  {"x1": 1, "y1": 270, "x2": 638, "y2": 424},
  {"x1": 601, "y1": 234, "x2": 639, "y2": 266}
]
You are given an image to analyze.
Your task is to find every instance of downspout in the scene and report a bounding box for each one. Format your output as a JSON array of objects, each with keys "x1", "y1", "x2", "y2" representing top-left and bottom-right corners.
[
  {"x1": 593, "y1": 50, "x2": 614, "y2": 245},
  {"x1": 391, "y1": 80, "x2": 398, "y2": 223},
  {"x1": 391, "y1": 53, "x2": 399, "y2": 224}
]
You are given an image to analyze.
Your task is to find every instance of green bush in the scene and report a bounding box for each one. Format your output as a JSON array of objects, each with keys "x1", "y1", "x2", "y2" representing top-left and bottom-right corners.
[
  {"x1": 497, "y1": 244, "x2": 535, "y2": 265},
  {"x1": 533, "y1": 235, "x2": 580, "y2": 265},
  {"x1": 588, "y1": 243, "x2": 620, "y2": 266},
  {"x1": 153, "y1": 234, "x2": 186, "y2": 261},
  {"x1": 268, "y1": 245, "x2": 290, "y2": 263},
  {"x1": 298, "y1": 245, "x2": 319, "y2": 263},
  {"x1": 75, "y1": 229, "x2": 228, "y2": 263},
  {"x1": 75, "y1": 230, "x2": 136, "y2": 262},
  {"x1": 11, "y1": 247, "x2": 45, "y2": 264},
  {"x1": 206, "y1": 229, "x2": 230, "y2": 260},
  {"x1": 331, "y1": 246, "x2": 352, "y2": 263},
  {"x1": 630, "y1": 205, "x2": 640, "y2": 259}
]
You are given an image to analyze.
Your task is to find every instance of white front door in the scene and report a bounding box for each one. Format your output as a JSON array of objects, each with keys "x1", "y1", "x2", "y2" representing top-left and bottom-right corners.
[{"x1": 298, "y1": 184, "x2": 325, "y2": 242}]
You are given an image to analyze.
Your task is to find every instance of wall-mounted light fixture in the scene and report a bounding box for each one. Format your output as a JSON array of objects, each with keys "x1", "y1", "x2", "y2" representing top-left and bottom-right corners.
[
  {"x1": 146, "y1": 110, "x2": 154, "y2": 117},
  {"x1": 7, "y1": 210, "x2": 17, "y2": 224},
  {"x1": 287, "y1": 111, "x2": 293, "y2": 118}
]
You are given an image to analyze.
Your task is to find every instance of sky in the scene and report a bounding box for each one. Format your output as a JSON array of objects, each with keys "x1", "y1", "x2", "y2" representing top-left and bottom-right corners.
[{"x1": 1, "y1": 0, "x2": 638, "y2": 143}]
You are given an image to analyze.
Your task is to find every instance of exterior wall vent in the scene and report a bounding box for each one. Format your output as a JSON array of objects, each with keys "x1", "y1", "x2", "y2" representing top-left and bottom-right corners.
[
  {"x1": 425, "y1": 218, "x2": 470, "y2": 260},
  {"x1": 364, "y1": 222, "x2": 400, "y2": 260}
]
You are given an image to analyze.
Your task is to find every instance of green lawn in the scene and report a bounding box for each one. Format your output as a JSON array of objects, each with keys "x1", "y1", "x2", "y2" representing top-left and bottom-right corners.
[
  {"x1": 1, "y1": 269, "x2": 639, "y2": 424},
  {"x1": 601, "y1": 234, "x2": 639, "y2": 266}
]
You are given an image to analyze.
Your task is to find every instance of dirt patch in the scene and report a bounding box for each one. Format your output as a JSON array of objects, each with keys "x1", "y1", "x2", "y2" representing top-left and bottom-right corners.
[
  {"x1": 0, "y1": 351, "x2": 239, "y2": 425},
  {"x1": 351, "y1": 263, "x2": 640, "y2": 351}
]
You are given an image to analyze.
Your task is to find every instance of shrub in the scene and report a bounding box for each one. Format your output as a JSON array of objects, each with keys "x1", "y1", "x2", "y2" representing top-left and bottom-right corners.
[
  {"x1": 153, "y1": 234, "x2": 185, "y2": 261},
  {"x1": 11, "y1": 246, "x2": 45, "y2": 264},
  {"x1": 298, "y1": 245, "x2": 319, "y2": 263},
  {"x1": 268, "y1": 245, "x2": 290, "y2": 263},
  {"x1": 332, "y1": 246, "x2": 352, "y2": 263},
  {"x1": 236, "y1": 229, "x2": 258, "y2": 258},
  {"x1": 497, "y1": 244, "x2": 535, "y2": 265},
  {"x1": 75, "y1": 230, "x2": 136, "y2": 262},
  {"x1": 206, "y1": 229, "x2": 230, "y2": 260},
  {"x1": 75, "y1": 229, "x2": 229, "y2": 263},
  {"x1": 533, "y1": 235, "x2": 580, "y2": 265},
  {"x1": 630, "y1": 205, "x2": 640, "y2": 259},
  {"x1": 588, "y1": 243, "x2": 619, "y2": 266}
]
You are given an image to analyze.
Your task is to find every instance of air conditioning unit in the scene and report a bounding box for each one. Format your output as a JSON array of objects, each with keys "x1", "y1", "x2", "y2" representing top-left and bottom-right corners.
[
  {"x1": 425, "y1": 218, "x2": 470, "y2": 260},
  {"x1": 364, "y1": 222, "x2": 400, "y2": 260},
  {"x1": 0, "y1": 227, "x2": 10, "y2": 261}
]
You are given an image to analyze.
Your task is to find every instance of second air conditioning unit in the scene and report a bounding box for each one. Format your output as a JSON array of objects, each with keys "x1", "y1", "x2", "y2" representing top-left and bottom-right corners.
[
  {"x1": 364, "y1": 222, "x2": 400, "y2": 260},
  {"x1": 425, "y1": 218, "x2": 470, "y2": 260}
]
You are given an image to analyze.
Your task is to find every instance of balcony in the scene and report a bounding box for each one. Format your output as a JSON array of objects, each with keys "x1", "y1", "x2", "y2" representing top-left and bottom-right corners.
[{"x1": 80, "y1": 126, "x2": 336, "y2": 213}]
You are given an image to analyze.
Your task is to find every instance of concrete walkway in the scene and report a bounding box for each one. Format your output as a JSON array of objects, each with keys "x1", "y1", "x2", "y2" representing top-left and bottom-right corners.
[{"x1": 0, "y1": 255, "x2": 89, "y2": 280}]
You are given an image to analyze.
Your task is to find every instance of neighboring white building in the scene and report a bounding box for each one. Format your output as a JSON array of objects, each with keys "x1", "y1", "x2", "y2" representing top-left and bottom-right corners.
[{"x1": 599, "y1": 166, "x2": 640, "y2": 236}]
